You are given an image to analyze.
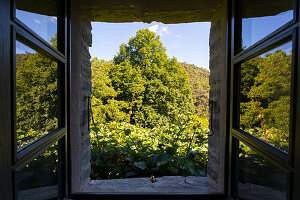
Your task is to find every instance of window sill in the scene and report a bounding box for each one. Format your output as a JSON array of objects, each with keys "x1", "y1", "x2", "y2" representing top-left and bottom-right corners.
[{"x1": 83, "y1": 176, "x2": 219, "y2": 194}]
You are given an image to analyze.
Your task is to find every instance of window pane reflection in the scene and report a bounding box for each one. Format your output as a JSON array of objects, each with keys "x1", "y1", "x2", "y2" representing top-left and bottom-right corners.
[
  {"x1": 16, "y1": 0, "x2": 57, "y2": 47},
  {"x1": 238, "y1": 141, "x2": 288, "y2": 200},
  {"x1": 16, "y1": 41, "x2": 58, "y2": 149},
  {"x1": 239, "y1": 41, "x2": 292, "y2": 152},
  {"x1": 239, "y1": 0, "x2": 293, "y2": 50},
  {"x1": 17, "y1": 142, "x2": 58, "y2": 200}
]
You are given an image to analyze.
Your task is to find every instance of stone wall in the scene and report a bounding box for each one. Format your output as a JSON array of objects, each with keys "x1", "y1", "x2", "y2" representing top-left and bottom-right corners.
[
  {"x1": 207, "y1": 0, "x2": 228, "y2": 192},
  {"x1": 70, "y1": 0, "x2": 92, "y2": 192}
]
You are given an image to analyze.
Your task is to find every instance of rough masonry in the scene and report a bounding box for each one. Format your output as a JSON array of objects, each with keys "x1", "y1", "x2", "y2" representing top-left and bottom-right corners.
[{"x1": 70, "y1": 0, "x2": 92, "y2": 192}]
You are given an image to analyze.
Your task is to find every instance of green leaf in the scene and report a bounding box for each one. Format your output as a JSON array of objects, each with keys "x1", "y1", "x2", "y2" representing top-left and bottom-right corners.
[
  {"x1": 188, "y1": 166, "x2": 197, "y2": 175},
  {"x1": 91, "y1": 127, "x2": 100, "y2": 133},
  {"x1": 124, "y1": 129, "x2": 131, "y2": 136},
  {"x1": 180, "y1": 139, "x2": 189, "y2": 143},
  {"x1": 125, "y1": 157, "x2": 133, "y2": 162},
  {"x1": 125, "y1": 171, "x2": 137, "y2": 177},
  {"x1": 134, "y1": 161, "x2": 147, "y2": 170},
  {"x1": 18, "y1": 135, "x2": 25, "y2": 139}
]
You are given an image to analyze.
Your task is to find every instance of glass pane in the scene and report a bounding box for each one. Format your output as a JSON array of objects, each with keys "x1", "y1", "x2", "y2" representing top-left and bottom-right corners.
[
  {"x1": 17, "y1": 142, "x2": 58, "y2": 200},
  {"x1": 239, "y1": 41, "x2": 292, "y2": 152},
  {"x1": 238, "y1": 141, "x2": 288, "y2": 200},
  {"x1": 16, "y1": 0, "x2": 57, "y2": 47},
  {"x1": 239, "y1": 0, "x2": 293, "y2": 50},
  {"x1": 16, "y1": 41, "x2": 58, "y2": 149}
]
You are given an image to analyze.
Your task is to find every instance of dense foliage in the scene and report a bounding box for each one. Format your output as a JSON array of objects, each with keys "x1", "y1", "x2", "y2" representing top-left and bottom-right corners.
[
  {"x1": 92, "y1": 29, "x2": 194, "y2": 128},
  {"x1": 240, "y1": 49, "x2": 291, "y2": 152},
  {"x1": 180, "y1": 63, "x2": 210, "y2": 118},
  {"x1": 16, "y1": 43, "x2": 58, "y2": 149},
  {"x1": 91, "y1": 109, "x2": 208, "y2": 179}
]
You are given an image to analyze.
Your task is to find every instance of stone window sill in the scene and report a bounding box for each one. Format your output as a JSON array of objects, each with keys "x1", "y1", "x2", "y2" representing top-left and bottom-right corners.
[{"x1": 84, "y1": 176, "x2": 220, "y2": 194}]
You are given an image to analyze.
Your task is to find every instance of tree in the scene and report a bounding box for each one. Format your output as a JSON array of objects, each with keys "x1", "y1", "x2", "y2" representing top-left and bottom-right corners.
[
  {"x1": 240, "y1": 49, "x2": 292, "y2": 151},
  {"x1": 180, "y1": 62, "x2": 210, "y2": 118},
  {"x1": 112, "y1": 29, "x2": 194, "y2": 127},
  {"x1": 16, "y1": 35, "x2": 59, "y2": 148},
  {"x1": 91, "y1": 58, "x2": 129, "y2": 123},
  {"x1": 16, "y1": 50, "x2": 58, "y2": 148}
]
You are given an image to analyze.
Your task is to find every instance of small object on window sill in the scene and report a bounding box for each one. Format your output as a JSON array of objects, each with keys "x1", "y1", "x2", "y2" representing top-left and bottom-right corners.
[{"x1": 150, "y1": 175, "x2": 156, "y2": 183}]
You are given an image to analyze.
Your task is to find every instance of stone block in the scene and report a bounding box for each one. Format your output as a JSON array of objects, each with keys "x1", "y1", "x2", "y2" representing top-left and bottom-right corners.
[
  {"x1": 81, "y1": 27, "x2": 92, "y2": 47},
  {"x1": 80, "y1": 109, "x2": 87, "y2": 127},
  {"x1": 81, "y1": 146, "x2": 91, "y2": 166},
  {"x1": 209, "y1": 20, "x2": 221, "y2": 39},
  {"x1": 209, "y1": 88, "x2": 221, "y2": 101},
  {"x1": 81, "y1": 41, "x2": 91, "y2": 59},
  {"x1": 209, "y1": 37, "x2": 221, "y2": 54},
  {"x1": 209, "y1": 55, "x2": 221, "y2": 71},
  {"x1": 82, "y1": 80, "x2": 92, "y2": 96},
  {"x1": 81, "y1": 131, "x2": 91, "y2": 147},
  {"x1": 209, "y1": 73, "x2": 220, "y2": 85},
  {"x1": 81, "y1": 61, "x2": 91, "y2": 78}
]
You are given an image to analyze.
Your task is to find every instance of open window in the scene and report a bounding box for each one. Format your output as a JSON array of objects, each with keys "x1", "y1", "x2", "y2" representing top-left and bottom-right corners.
[
  {"x1": 1, "y1": 0, "x2": 69, "y2": 199},
  {"x1": 229, "y1": 0, "x2": 300, "y2": 199},
  {"x1": 1, "y1": 0, "x2": 300, "y2": 199}
]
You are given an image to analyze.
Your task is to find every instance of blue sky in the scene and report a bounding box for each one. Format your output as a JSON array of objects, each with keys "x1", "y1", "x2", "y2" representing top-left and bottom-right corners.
[
  {"x1": 16, "y1": 10, "x2": 57, "y2": 44},
  {"x1": 262, "y1": 41, "x2": 292, "y2": 57},
  {"x1": 16, "y1": 41, "x2": 36, "y2": 54},
  {"x1": 90, "y1": 22, "x2": 211, "y2": 69},
  {"x1": 16, "y1": 9, "x2": 57, "y2": 54},
  {"x1": 242, "y1": 10, "x2": 293, "y2": 48}
]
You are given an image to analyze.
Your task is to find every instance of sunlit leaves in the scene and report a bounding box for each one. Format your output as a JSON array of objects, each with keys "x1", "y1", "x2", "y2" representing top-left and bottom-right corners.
[
  {"x1": 90, "y1": 113, "x2": 209, "y2": 180},
  {"x1": 240, "y1": 49, "x2": 292, "y2": 152}
]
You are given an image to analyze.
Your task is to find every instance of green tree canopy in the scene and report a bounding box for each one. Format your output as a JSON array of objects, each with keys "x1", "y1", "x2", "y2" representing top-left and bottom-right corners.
[
  {"x1": 240, "y1": 49, "x2": 292, "y2": 151},
  {"x1": 91, "y1": 58, "x2": 129, "y2": 123},
  {"x1": 111, "y1": 29, "x2": 194, "y2": 127},
  {"x1": 16, "y1": 48, "x2": 58, "y2": 148}
]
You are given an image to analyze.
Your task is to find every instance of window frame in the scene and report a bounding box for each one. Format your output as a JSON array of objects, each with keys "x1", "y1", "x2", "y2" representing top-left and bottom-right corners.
[
  {"x1": 228, "y1": 0, "x2": 300, "y2": 199},
  {"x1": 8, "y1": 0, "x2": 69, "y2": 199}
]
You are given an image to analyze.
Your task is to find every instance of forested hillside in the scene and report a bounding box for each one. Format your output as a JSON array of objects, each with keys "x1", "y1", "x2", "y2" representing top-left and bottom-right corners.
[{"x1": 180, "y1": 63, "x2": 210, "y2": 118}]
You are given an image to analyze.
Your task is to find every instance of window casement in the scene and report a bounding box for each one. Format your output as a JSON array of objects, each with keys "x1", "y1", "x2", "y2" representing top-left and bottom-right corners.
[
  {"x1": 229, "y1": 0, "x2": 300, "y2": 199},
  {"x1": 2, "y1": 0, "x2": 69, "y2": 199}
]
